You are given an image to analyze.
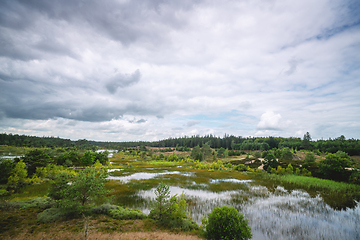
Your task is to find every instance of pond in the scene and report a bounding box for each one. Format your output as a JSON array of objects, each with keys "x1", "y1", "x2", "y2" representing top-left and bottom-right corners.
[{"x1": 107, "y1": 170, "x2": 360, "y2": 240}]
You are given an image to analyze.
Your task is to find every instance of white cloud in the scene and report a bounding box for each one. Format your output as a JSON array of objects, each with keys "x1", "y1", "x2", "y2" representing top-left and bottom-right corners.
[
  {"x1": 0, "y1": 0, "x2": 359, "y2": 141},
  {"x1": 257, "y1": 111, "x2": 282, "y2": 130}
]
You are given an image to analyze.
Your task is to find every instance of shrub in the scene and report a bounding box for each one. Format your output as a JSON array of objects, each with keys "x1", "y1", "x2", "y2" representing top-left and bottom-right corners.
[
  {"x1": 275, "y1": 166, "x2": 286, "y2": 175},
  {"x1": 349, "y1": 171, "x2": 360, "y2": 185},
  {"x1": 1, "y1": 197, "x2": 54, "y2": 210},
  {"x1": 37, "y1": 207, "x2": 64, "y2": 223},
  {"x1": 234, "y1": 164, "x2": 247, "y2": 171},
  {"x1": 108, "y1": 206, "x2": 147, "y2": 220},
  {"x1": 254, "y1": 151, "x2": 261, "y2": 159},
  {"x1": 285, "y1": 164, "x2": 294, "y2": 174},
  {"x1": 0, "y1": 189, "x2": 9, "y2": 196},
  {"x1": 280, "y1": 147, "x2": 293, "y2": 160},
  {"x1": 91, "y1": 203, "x2": 118, "y2": 214},
  {"x1": 149, "y1": 183, "x2": 199, "y2": 230},
  {"x1": 263, "y1": 153, "x2": 278, "y2": 172},
  {"x1": 204, "y1": 206, "x2": 252, "y2": 240},
  {"x1": 304, "y1": 152, "x2": 316, "y2": 163}
]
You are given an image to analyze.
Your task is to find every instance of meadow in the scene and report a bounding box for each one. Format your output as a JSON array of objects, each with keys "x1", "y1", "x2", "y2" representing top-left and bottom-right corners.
[{"x1": 1, "y1": 148, "x2": 360, "y2": 240}]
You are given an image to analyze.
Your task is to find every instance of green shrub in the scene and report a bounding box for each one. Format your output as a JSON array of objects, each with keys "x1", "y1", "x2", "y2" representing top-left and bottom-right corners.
[
  {"x1": 234, "y1": 164, "x2": 247, "y2": 171},
  {"x1": 0, "y1": 197, "x2": 54, "y2": 210},
  {"x1": 263, "y1": 153, "x2": 278, "y2": 172},
  {"x1": 349, "y1": 171, "x2": 360, "y2": 185},
  {"x1": 91, "y1": 203, "x2": 118, "y2": 214},
  {"x1": 224, "y1": 163, "x2": 233, "y2": 168},
  {"x1": 108, "y1": 206, "x2": 147, "y2": 220},
  {"x1": 37, "y1": 207, "x2": 64, "y2": 223},
  {"x1": 0, "y1": 189, "x2": 9, "y2": 196},
  {"x1": 253, "y1": 151, "x2": 261, "y2": 158},
  {"x1": 305, "y1": 152, "x2": 316, "y2": 163},
  {"x1": 280, "y1": 147, "x2": 293, "y2": 160},
  {"x1": 204, "y1": 206, "x2": 252, "y2": 240},
  {"x1": 285, "y1": 164, "x2": 293, "y2": 174},
  {"x1": 149, "y1": 183, "x2": 199, "y2": 230}
]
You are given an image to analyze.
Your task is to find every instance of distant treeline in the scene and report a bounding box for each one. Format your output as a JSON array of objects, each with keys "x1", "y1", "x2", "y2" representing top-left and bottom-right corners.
[
  {"x1": 109, "y1": 134, "x2": 360, "y2": 156},
  {"x1": 1, "y1": 133, "x2": 360, "y2": 155},
  {"x1": 0, "y1": 133, "x2": 96, "y2": 150}
]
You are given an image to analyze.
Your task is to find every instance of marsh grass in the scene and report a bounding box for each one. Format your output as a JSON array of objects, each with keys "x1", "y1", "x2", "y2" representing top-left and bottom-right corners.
[
  {"x1": 257, "y1": 173, "x2": 360, "y2": 209},
  {"x1": 259, "y1": 174, "x2": 360, "y2": 192},
  {"x1": 1, "y1": 182, "x2": 51, "y2": 201}
]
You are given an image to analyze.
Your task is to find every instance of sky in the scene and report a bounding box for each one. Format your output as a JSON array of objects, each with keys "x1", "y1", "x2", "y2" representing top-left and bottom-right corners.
[{"x1": 0, "y1": 0, "x2": 360, "y2": 142}]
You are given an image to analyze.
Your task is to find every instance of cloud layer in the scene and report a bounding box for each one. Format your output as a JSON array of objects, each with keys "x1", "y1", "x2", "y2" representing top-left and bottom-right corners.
[{"x1": 0, "y1": 0, "x2": 359, "y2": 141}]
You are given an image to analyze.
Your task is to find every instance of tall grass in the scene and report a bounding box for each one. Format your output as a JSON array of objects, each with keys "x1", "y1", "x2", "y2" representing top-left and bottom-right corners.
[{"x1": 260, "y1": 174, "x2": 360, "y2": 193}]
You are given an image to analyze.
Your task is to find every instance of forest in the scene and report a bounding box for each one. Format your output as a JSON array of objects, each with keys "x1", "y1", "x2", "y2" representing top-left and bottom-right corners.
[{"x1": 1, "y1": 132, "x2": 359, "y2": 155}]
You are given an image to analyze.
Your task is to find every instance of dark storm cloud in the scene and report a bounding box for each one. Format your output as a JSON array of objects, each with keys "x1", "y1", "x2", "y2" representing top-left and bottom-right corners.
[
  {"x1": 106, "y1": 70, "x2": 141, "y2": 94},
  {"x1": 0, "y1": 0, "x2": 200, "y2": 48},
  {"x1": 34, "y1": 38, "x2": 79, "y2": 59},
  {"x1": 0, "y1": 71, "x2": 162, "y2": 122}
]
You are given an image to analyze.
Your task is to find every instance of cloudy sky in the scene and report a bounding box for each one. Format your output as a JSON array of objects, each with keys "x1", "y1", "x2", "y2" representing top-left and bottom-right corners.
[{"x1": 0, "y1": 0, "x2": 359, "y2": 142}]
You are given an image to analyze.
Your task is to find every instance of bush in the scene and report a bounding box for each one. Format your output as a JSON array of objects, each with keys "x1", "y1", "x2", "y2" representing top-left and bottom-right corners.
[
  {"x1": 305, "y1": 152, "x2": 316, "y2": 163},
  {"x1": 234, "y1": 164, "x2": 247, "y2": 171},
  {"x1": 263, "y1": 153, "x2": 278, "y2": 172},
  {"x1": 280, "y1": 147, "x2": 293, "y2": 160},
  {"x1": 149, "y1": 183, "x2": 199, "y2": 230},
  {"x1": 91, "y1": 203, "x2": 118, "y2": 214},
  {"x1": 37, "y1": 207, "x2": 64, "y2": 223},
  {"x1": 349, "y1": 171, "x2": 360, "y2": 185},
  {"x1": 108, "y1": 206, "x2": 147, "y2": 220},
  {"x1": 0, "y1": 189, "x2": 9, "y2": 196},
  {"x1": 204, "y1": 206, "x2": 252, "y2": 240},
  {"x1": 1, "y1": 197, "x2": 54, "y2": 210},
  {"x1": 253, "y1": 151, "x2": 261, "y2": 159}
]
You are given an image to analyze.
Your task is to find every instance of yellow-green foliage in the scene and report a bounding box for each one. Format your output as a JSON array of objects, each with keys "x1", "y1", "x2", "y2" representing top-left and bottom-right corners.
[
  {"x1": 276, "y1": 166, "x2": 286, "y2": 175},
  {"x1": 8, "y1": 160, "x2": 27, "y2": 186},
  {"x1": 286, "y1": 164, "x2": 294, "y2": 174},
  {"x1": 195, "y1": 160, "x2": 225, "y2": 171},
  {"x1": 94, "y1": 160, "x2": 103, "y2": 168}
]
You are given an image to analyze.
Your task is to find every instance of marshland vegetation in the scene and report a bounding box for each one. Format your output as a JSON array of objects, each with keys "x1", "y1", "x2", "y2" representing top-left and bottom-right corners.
[{"x1": 1, "y1": 133, "x2": 360, "y2": 239}]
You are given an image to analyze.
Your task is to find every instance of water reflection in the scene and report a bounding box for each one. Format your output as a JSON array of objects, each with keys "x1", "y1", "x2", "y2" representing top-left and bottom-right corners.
[
  {"x1": 120, "y1": 182, "x2": 360, "y2": 240},
  {"x1": 107, "y1": 171, "x2": 183, "y2": 182}
]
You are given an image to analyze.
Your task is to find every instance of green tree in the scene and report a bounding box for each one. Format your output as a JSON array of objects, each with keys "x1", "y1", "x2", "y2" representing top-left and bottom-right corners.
[
  {"x1": 22, "y1": 149, "x2": 53, "y2": 176},
  {"x1": 263, "y1": 153, "x2": 278, "y2": 172},
  {"x1": 0, "y1": 159, "x2": 16, "y2": 184},
  {"x1": 202, "y1": 142, "x2": 212, "y2": 159},
  {"x1": 167, "y1": 153, "x2": 179, "y2": 162},
  {"x1": 285, "y1": 164, "x2": 293, "y2": 174},
  {"x1": 204, "y1": 205, "x2": 252, "y2": 240},
  {"x1": 280, "y1": 147, "x2": 293, "y2": 160},
  {"x1": 81, "y1": 151, "x2": 95, "y2": 166},
  {"x1": 149, "y1": 183, "x2": 197, "y2": 230},
  {"x1": 48, "y1": 172, "x2": 74, "y2": 201},
  {"x1": 51, "y1": 168, "x2": 109, "y2": 215},
  {"x1": 304, "y1": 152, "x2": 316, "y2": 163},
  {"x1": 57, "y1": 151, "x2": 80, "y2": 166},
  {"x1": 217, "y1": 147, "x2": 226, "y2": 158},
  {"x1": 302, "y1": 132, "x2": 312, "y2": 150},
  {"x1": 149, "y1": 182, "x2": 171, "y2": 221},
  {"x1": 7, "y1": 159, "x2": 28, "y2": 189},
  {"x1": 191, "y1": 145, "x2": 204, "y2": 161},
  {"x1": 319, "y1": 151, "x2": 352, "y2": 181}
]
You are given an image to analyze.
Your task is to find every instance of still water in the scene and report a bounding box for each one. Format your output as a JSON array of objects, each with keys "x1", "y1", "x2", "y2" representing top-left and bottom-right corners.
[{"x1": 108, "y1": 171, "x2": 360, "y2": 240}]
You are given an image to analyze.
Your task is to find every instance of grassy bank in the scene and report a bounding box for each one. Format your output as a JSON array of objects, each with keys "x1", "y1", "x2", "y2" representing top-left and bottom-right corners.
[
  {"x1": 0, "y1": 208, "x2": 203, "y2": 240},
  {"x1": 256, "y1": 173, "x2": 360, "y2": 209}
]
